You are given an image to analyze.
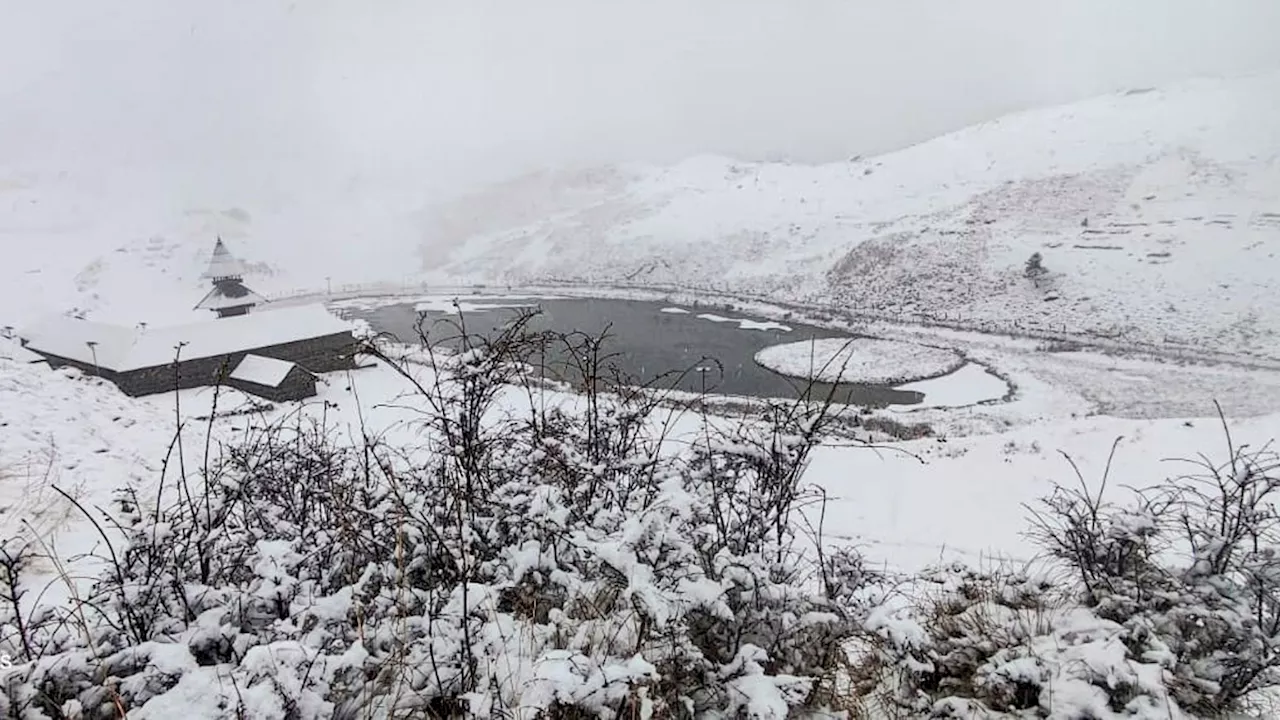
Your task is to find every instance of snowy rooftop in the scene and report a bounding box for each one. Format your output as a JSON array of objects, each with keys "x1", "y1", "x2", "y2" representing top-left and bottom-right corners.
[
  {"x1": 20, "y1": 304, "x2": 353, "y2": 372},
  {"x1": 229, "y1": 354, "x2": 298, "y2": 388},
  {"x1": 2, "y1": 341, "x2": 47, "y2": 364},
  {"x1": 17, "y1": 317, "x2": 135, "y2": 371}
]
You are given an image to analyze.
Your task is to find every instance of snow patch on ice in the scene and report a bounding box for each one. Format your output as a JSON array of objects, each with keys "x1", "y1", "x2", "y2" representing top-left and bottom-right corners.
[
  {"x1": 696, "y1": 313, "x2": 791, "y2": 332},
  {"x1": 756, "y1": 337, "x2": 963, "y2": 385},
  {"x1": 894, "y1": 362, "x2": 1010, "y2": 409}
]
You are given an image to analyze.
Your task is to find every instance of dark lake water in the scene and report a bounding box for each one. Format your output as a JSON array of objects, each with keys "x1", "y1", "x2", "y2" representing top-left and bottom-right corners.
[{"x1": 340, "y1": 297, "x2": 926, "y2": 406}]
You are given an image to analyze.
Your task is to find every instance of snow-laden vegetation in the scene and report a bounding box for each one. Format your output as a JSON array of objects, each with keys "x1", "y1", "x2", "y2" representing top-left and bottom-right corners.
[
  {"x1": 0, "y1": 313, "x2": 872, "y2": 719},
  {"x1": 3, "y1": 314, "x2": 1280, "y2": 719},
  {"x1": 855, "y1": 427, "x2": 1280, "y2": 718}
]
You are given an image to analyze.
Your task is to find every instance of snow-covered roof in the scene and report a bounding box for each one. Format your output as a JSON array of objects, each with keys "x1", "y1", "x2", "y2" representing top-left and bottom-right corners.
[
  {"x1": 230, "y1": 354, "x2": 298, "y2": 388},
  {"x1": 194, "y1": 280, "x2": 265, "y2": 311},
  {"x1": 17, "y1": 316, "x2": 136, "y2": 370},
  {"x1": 201, "y1": 238, "x2": 248, "y2": 280},
  {"x1": 20, "y1": 304, "x2": 353, "y2": 372},
  {"x1": 2, "y1": 342, "x2": 48, "y2": 364}
]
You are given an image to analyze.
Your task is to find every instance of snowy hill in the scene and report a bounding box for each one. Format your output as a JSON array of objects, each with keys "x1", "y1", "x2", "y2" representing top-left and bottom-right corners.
[
  {"x1": 4, "y1": 72, "x2": 1277, "y2": 355},
  {"x1": 422, "y1": 72, "x2": 1280, "y2": 357}
]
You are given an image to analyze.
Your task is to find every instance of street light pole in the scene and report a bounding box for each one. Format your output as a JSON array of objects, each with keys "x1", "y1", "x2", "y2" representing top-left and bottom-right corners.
[{"x1": 86, "y1": 341, "x2": 99, "y2": 377}]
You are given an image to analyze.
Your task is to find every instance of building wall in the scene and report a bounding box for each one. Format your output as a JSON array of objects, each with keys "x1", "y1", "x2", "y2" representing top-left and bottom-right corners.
[
  {"x1": 34, "y1": 332, "x2": 355, "y2": 398},
  {"x1": 116, "y1": 355, "x2": 240, "y2": 397},
  {"x1": 244, "y1": 332, "x2": 356, "y2": 375},
  {"x1": 36, "y1": 355, "x2": 126, "y2": 385},
  {"x1": 217, "y1": 305, "x2": 252, "y2": 318}
]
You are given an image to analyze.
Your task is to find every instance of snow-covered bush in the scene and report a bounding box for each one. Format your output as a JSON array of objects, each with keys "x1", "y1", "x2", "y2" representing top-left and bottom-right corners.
[
  {"x1": 856, "y1": 424, "x2": 1280, "y2": 719},
  {"x1": 1029, "y1": 430, "x2": 1280, "y2": 716},
  {"x1": 853, "y1": 562, "x2": 1190, "y2": 719},
  {"x1": 0, "y1": 538, "x2": 40, "y2": 665},
  {"x1": 0, "y1": 309, "x2": 876, "y2": 719}
]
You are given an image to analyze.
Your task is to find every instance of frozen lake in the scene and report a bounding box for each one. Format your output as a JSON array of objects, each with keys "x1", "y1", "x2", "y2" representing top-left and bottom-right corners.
[{"x1": 339, "y1": 296, "x2": 1007, "y2": 408}]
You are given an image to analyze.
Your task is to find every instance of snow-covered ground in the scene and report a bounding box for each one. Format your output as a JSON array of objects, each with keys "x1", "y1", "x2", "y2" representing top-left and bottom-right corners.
[
  {"x1": 755, "y1": 337, "x2": 963, "y2": 385},
  {"x1": 10, "y1": 338, "x2": 1277, "y2": 717},
  {"x1": 805, "y1": 410, "x2": 1272, "y2": 572},
  {"x1": 3, "y1": 69, "x2": 1280, "y2": 715},
  {"x1": 3, "y1": 8, "x2": 1280, "y2": 710}
]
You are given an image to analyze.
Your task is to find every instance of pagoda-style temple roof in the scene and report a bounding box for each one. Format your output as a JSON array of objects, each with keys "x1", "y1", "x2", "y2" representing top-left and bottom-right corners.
[{"x1": 194, "y1": 278, "x2": 266, "y2": 313}]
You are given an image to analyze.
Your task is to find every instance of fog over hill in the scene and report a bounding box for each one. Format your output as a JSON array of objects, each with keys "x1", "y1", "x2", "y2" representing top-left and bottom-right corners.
[
  {"x1": 2, "y1": 0, "x2": 1279, "y2": 326},
  {"x1": 5, "y1": 1, "x2": 1280, "y2": 189}
]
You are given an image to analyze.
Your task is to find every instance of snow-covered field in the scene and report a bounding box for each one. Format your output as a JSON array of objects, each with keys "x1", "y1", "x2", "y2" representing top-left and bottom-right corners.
[
  {"x1": 9, "y1": 334, "x2": 1277, "y2": 717},
  {"x1": 3, "y1": 69, "x2": 1279, "y2": 597}
]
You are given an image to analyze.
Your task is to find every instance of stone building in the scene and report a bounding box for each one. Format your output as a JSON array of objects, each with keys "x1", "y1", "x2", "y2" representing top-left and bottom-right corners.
[
  {"x1": 227, "y1": 354, "x2": 318, "y2": 402},
  {"x1": 21, "y1": 238, "x2": 359, "y2": 400},
  {"x1": 20, "y1": 239, "x2": 360, "y2": 399},
  {"x1": 21, "y1": 304, "x2": 356, "y2": 399}
]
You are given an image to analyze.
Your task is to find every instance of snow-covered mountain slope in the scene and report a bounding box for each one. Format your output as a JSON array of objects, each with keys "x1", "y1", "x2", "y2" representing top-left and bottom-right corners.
[
  {"x1": 4, "y1": 72, "x2": 1277, "y2": 356},
  {"x1": 423, "y1": 72, "x2": 1280, "y2": 357}
]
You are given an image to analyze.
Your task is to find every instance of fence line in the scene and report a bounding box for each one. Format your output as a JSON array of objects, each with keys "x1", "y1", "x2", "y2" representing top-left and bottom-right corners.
[{"x1": 263, "y1": 280, "x2": 508, "y2": 304}]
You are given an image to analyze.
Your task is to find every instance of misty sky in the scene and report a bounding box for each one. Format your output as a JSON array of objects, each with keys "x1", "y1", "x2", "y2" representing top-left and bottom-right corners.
[{"x1": 2, "y1": 0, "x2": 1280, "y2": 202}]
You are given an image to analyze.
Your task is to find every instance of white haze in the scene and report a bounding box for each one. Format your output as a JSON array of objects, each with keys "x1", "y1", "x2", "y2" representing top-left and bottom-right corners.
[{"x1": 2, "y1": 0, "x2": 1279, "y2": 211}]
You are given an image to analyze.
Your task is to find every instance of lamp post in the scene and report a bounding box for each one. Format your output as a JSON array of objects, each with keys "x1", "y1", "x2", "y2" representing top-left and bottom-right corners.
[{"x1": 86, "y1": 340, "x2": 99, "y2": 377}]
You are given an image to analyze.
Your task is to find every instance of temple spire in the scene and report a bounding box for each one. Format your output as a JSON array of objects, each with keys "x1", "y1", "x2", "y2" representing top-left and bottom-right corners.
[
  {"x1": 202, "y1": 236, "x2": 248, "y2": 282},
  {"x1": 196, "y1": 237, "x2": 263, "y2": 318}
]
